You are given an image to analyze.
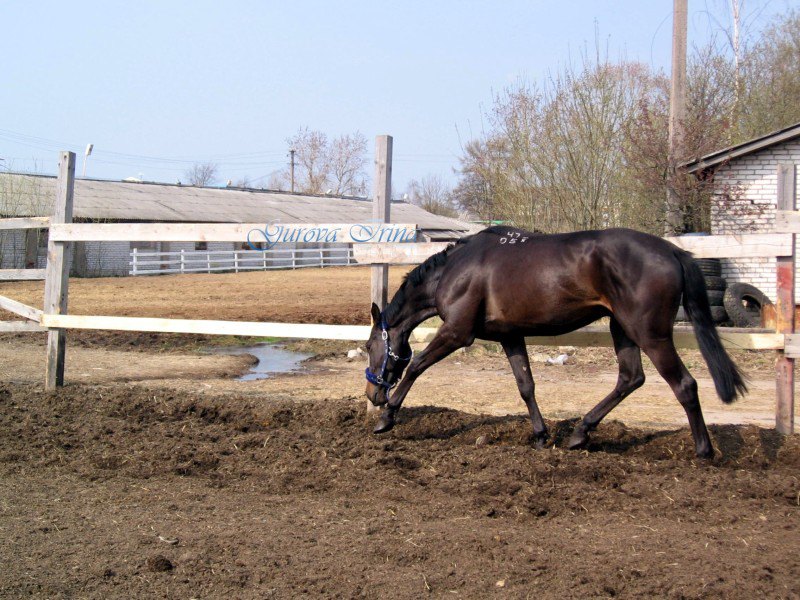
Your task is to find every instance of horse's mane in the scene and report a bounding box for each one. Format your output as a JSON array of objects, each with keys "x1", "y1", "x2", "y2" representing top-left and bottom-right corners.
[{"x1": 382, "y1": 234, "x2": 472, "y2": 325}]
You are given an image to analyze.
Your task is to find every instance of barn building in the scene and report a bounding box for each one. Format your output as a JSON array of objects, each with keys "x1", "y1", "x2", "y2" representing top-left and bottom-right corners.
[
  {"x1": 685, "y1": 122, "x2": 800, "y2": 301},
  {"x1": 0, "y1": 174, "x2": 479, "y2": 277}
]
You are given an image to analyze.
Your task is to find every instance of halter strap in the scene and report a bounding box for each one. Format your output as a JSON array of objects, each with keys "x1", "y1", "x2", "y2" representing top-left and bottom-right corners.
[{"x1": 365, "y1": 317, "x2": 413, "y2": 391}]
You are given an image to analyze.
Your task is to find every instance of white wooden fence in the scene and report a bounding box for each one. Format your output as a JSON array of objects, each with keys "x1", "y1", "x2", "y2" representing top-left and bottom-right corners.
[
  {"x1": 0, "y1": 150, "x2": 796, "y2": 434},
  {"x1": 130, "y1": 246, "x2": 355, "y2": 275}
]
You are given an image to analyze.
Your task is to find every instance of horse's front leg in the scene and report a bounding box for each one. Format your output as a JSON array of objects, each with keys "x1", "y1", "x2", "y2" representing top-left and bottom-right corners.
[
  {"x1": 501, "y1": 337, "x2": 548, "y2": 448},
  {"x1": 373, "y1": 326, "x2": 471, "y2": 434}
]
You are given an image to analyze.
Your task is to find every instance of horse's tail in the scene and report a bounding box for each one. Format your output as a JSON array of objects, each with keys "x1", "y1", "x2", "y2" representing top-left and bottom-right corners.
[{"x1": 677, "y1": 250, "x2": 747, "y2": 404}]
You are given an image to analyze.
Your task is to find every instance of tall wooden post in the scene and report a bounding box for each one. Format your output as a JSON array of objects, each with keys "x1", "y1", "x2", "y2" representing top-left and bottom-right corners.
[
  {"x1": 666, "y1": 0, "x2": 688, "y2": 233},
  {"x1": 775, "y1": 164, "x2": 796, "y2": 434},
  {"x1": 371, "y1": 135, "x2": 392, "y2": 310},
  {"x1": 368, "y1": 136, "x2": 392, "y2": 413},
  {"x1": 43, "y1": 151, "x2": 75, "y2": 390}
]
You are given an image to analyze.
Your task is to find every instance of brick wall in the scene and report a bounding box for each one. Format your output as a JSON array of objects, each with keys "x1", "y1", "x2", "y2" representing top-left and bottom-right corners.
[
  {"x1": 0, "y1": 230, "x2": 26, "y2": 268},
  {"x1": 81, "y1": 241, "x2": 132, "y2": 276},
  {"x1": 710, "y1": 140, "x2": 800, "y2": 301}
]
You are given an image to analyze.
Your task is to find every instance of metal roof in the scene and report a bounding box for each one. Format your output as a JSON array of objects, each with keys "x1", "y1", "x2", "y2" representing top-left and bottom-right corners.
[
  {"x1": 0, "y1": 174, "x2": 480, "y2": 235},
  {"x1": 683, "y1": 121, "x2": 800, "y2": 174}
]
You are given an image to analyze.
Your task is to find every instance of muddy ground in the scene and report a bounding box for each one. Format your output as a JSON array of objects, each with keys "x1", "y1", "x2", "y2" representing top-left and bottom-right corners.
[
  {"x1": 1, "y1": 383, "x2": 798, "y2": 599},
  {"x1": 1, "y1": 269, "x2": 799, "y2": 598}
]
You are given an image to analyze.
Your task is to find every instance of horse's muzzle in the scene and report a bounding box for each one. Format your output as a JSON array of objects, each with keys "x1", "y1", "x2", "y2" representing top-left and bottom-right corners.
[{"x1": 365, "y1": 383, "x2": 388, "y2": 407}]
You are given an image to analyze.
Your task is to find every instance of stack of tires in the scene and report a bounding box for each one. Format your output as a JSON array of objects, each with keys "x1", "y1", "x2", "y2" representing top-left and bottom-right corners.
[
  {"x1": 675, "y1": 257, "x2": 774, "y2": 327},
  {"x1": 675, "y1": 258, "x2": 727, "y2": 324}
]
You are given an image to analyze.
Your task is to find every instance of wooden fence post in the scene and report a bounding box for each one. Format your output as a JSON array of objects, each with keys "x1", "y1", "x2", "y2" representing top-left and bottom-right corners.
[
  {"x1": 43, "y1": 151, "x2": 75, "y2": 389},
  {"x1": 368, "y1": 135, "x2": 393, "y2": 413},
  {"x1": 371, "y1": 135, "x2": 392, "y2": 310},
  {"x1": 776, "y1": 164, "x2": 796, "y2": 434}
]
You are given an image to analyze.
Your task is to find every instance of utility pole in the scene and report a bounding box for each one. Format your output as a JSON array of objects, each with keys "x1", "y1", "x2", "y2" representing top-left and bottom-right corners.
[
  {"x1": 289, "y1": 149, "x2": 296, "y2": 193},
  {"x1": 666, "y1": 0, "x2": 688, "y2": 233}
]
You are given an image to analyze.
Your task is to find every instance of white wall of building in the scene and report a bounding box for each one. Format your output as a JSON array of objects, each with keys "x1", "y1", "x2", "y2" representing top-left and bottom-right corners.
[{"x1": 709, "y1": 140, "x2": 800, "y2": 301}]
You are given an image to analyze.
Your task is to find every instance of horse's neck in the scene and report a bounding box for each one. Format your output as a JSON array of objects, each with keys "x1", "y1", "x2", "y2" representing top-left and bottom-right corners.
[{"x1": 390, "y1": 275, "x2": 440, "y2": 335}]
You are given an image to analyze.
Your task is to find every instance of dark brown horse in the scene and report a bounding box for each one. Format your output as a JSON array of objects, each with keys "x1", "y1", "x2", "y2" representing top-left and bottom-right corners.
[{"x1": 364, "y1": 226, "x2": 747, "y2": 458}]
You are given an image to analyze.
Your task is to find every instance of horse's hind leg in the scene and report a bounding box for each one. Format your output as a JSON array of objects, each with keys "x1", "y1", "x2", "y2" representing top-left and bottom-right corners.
[
  {"x1": 502, "y1": 337, "x2": 548, "y2": 448},
  {"x1": 568, "y1": 318, "x2": 645, "y2": 450},
  {"x1": 640, "y1": 338, "x2": 714, "y2": 458}
]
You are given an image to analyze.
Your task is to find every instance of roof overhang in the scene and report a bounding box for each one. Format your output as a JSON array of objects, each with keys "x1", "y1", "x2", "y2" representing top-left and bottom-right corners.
[{"x1": 682, "y1": 122, "x2": 800, "y2": 175}]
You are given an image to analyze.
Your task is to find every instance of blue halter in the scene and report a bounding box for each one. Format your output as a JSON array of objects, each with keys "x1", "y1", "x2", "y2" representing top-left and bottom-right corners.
[{"x1": 365, "y1": 318, "x2": 413, "y2": 391}]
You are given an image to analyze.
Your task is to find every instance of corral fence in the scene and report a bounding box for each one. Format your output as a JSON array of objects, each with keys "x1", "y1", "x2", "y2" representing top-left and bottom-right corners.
[
  {"x1": 0, "y1": 143, "x2": 797, "y2": 435},
  {"x1": 130, "y1": 246, "x2": 355, "y2": 275}
]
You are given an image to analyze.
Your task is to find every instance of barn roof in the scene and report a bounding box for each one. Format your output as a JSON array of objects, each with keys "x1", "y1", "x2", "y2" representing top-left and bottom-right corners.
[
  {"x1": 683, "y1": 121, "x2": 800, "y2": 174},
  {"x1": 0, "y1": 174, "x2": 480, "y2": 238}
]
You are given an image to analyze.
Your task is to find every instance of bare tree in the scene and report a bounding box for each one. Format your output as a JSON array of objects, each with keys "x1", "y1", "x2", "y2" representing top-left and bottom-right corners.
[
  {"x1": 288, "y1": 128, "x2": 329, "y2": 194},
  {"x1": 328, "y1": 132, "x2": 368, "y2": 196},
  {"x1": 283, "y1": 128, "x2": 369, "y2": 196},
  {"x1": 737, "y1": 10, "x2": 800, "y2": 139},
  {"x1": 453, "y1": 48, "x2": 664, "y2": 233},
  {"x1": 184, "y1": 162, "x2": 218, "y2": 187},
  {"x1": 405, "y1": 174, "x2": 459, "y2": 218}
]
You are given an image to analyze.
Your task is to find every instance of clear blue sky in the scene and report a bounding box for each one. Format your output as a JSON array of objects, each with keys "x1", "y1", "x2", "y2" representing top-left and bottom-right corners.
[{"x1": 1, "y1": 1, "x2": 794, "y2": 195}]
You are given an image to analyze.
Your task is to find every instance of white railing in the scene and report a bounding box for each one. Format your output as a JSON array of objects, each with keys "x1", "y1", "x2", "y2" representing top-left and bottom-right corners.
[{"x1": 129, "y1": 246, "x2": 355, "y2": 276}]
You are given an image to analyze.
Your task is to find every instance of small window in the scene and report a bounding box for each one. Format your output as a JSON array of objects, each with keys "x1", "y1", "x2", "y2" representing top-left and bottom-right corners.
[{"x1": 195, "y1": 242, "x2": 208, "y2": 251}]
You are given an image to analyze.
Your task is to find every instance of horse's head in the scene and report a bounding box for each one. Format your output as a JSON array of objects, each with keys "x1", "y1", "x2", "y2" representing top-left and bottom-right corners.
[{"x1": 364, "y1": 302, "x2": 413, "y2": 407}]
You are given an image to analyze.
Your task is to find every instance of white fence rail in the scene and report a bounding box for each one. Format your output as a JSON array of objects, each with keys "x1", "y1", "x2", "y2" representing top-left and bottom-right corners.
[{"x1": 130, "y1": 246, "x2": 355, "y2": 275}]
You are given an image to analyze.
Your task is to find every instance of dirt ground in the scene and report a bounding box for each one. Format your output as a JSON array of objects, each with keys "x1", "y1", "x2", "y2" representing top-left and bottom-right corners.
[{"x1": 1, "y1": 269, "x2": 799, "y2": 598}]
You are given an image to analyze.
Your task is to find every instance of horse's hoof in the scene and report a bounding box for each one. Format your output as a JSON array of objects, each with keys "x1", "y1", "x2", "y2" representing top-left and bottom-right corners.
[
  {"x1": 372, "y1": 414, "x2": 395, "y2": 434},
  {"x1": 566, "y1": 429, "x2": 589, "y2": 450},
  {"x1": 696, "y1": 446, "x2": 715, "y2": 460},
  {"x1": 533, "y1": 433, "x2": 549, "y2": 449}
]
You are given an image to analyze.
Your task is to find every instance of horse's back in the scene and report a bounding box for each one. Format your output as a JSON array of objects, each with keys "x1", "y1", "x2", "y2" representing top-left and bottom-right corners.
[{"x1": 436, "y1": 227, "x2": 686, "y2": 335}]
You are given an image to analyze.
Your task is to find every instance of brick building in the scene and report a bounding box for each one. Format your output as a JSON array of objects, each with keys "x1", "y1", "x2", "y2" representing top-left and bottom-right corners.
[{"x1": 685, "y1": 122, "x2": 800, "y2": 301}]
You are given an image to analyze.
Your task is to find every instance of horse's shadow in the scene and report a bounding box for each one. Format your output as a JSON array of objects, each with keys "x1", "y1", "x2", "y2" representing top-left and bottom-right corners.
[
  {"x1": 708, "y1": 423, "x2": 784, "y2": 462},
  {"x1": 384, "y1": 407, "x2": 788, "y2": 461},
  {"x1": 385, "y1": 407, "x2": 673, "y2": 453}
]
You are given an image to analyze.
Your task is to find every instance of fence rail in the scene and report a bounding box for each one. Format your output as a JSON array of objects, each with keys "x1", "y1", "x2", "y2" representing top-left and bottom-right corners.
[{"x1": 130, "y1": 246, "x2": 356, "y2": 275}]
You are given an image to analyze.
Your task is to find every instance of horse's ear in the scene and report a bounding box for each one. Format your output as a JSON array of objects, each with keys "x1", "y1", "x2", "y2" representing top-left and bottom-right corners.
[{"x1": 370, "y1": 303, "x2": 382, "y2": 325}]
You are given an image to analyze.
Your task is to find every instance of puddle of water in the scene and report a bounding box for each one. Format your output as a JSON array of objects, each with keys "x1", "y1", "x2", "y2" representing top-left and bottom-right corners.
[{"x1": 212, "y1": 344, "x2": 312, "y2": 381}]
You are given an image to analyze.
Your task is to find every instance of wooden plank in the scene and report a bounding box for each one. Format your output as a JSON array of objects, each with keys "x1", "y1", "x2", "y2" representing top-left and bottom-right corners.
[
  {"x1": 774, "y1": 209, "x2": 800, "y2": 233},
  {"x1": 353, "y1": 242, "x2": 449, "y2": 265},
  {"x1": 0, "y1": 320, "x2": 48, "y2": 332},
  {"x1": 35, "y1": 314, "x2": 785, "y2": 353},
  {"x1": 41, "y1": 314, "x2": 371, "y2": 341},
  {"x1": 43, "y1": 151, "x2": 75, "y2": 390},
  {"x1": 0, "y1": 295, "x2": 43, "y2": 321},
  {"x1": 784, "y1": 333, "x2": 800, "y2": 359},
  {"x1": 0, "y1": 269, "x2": 46, "y2": 281},
  {"x1": 775, "y1": 164, "x2": 796, "y2": 434},
  {"x1": 48, "y1": 222, "x2": 418, "y2": 244},
  {"x1": 0, "y1": 217, "x2": 50, "y2": 230},
  {"x1": 353, "y1": 234, "x2": 792, "y2": 267},
  {"x1": 666, "y1": 233, "x2": 793, "y2": 258},
  {"x1": 408, "y1": 325, "x2": 783, "y2": 350},
  {"x1": 371, "y1": 135, "x2": 393, "y2": 315}
]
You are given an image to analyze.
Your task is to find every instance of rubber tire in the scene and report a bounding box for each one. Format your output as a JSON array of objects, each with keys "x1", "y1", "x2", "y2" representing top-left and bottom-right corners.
[
  {"x1": 707, "y1": 290, "x2": 724, "y2": 306},
  {"x1": 676, "y1": 305, "x2": 728, "y2": 323},
  {"x1": 723, "y1": 283, "x2": 773, "y2": 328},
  {"x1": 704, "y1": 276, "x2": 726, "y2": 291},
  {"x1": 697, "y1": 258, "x2": 722, "y2": 277},
  {"x1": 710, "y1": 306, "x2": 728, "y2": 324}
]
